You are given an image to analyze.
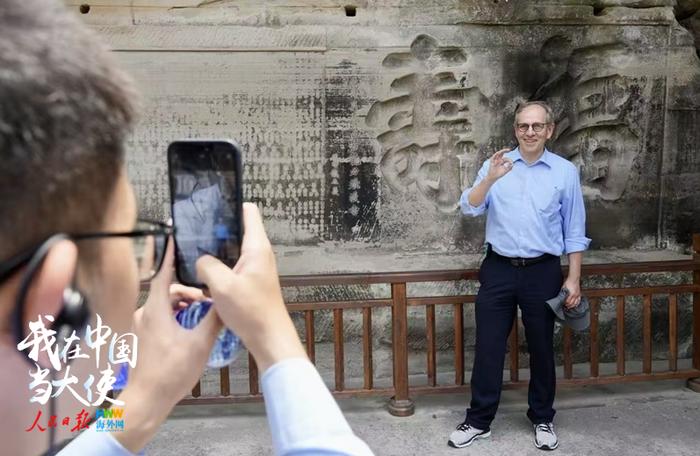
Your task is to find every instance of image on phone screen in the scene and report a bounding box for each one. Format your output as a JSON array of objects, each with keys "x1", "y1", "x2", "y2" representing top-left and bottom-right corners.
[{"x1": 168, "y1": 141, "x2": 242, "y2": 286}]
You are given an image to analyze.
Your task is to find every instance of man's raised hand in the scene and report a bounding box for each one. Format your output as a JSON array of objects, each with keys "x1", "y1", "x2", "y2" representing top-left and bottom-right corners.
[{"x1": 487, "y1": 148, "x2": 514, "y2": 182}]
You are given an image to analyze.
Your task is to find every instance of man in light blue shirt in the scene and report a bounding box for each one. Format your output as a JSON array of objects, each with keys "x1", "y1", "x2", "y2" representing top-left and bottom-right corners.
[{"x1": 448, "y1": 101, "x2": 591, "y2": 451}]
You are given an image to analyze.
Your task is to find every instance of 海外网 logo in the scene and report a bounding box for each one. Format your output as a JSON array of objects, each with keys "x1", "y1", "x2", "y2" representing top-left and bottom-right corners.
[{"x1": 94, "y1": 407, "x2": 125, "y2": 432}]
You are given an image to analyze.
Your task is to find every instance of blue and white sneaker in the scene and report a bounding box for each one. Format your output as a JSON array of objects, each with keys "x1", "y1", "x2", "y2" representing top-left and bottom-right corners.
[
  {"x1": 448, "y1": 422, "x2": 491, "y2": 448},
  {"x1": 534, "y1": 422, "x2": 558, "y2": 451}
]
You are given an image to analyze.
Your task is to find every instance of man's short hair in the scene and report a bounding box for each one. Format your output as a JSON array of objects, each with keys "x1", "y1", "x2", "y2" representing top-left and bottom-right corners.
[
  {"x1": 0, "y1": 0, "x2": 138, "y2": 260},
  {"x1": 514, "y1": 101, "x2": 554, "y2": 124}
]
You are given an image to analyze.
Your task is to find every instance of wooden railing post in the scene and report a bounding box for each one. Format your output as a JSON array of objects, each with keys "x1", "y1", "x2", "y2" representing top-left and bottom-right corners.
[
  {"x1": 333, "y1": 309, "x2": 345, "y2": 391},
  {"x1": 388, "y1": 282, "x2": 415, "y2": 416},
  {"x1": 688, "y1": 234, "x2": 700, "y2": 393}
]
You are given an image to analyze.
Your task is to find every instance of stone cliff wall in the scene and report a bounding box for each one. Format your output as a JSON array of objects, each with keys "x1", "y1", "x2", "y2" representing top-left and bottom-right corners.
[{"x1": 72, "y1": 0, "x2": 700, "y2": 253}]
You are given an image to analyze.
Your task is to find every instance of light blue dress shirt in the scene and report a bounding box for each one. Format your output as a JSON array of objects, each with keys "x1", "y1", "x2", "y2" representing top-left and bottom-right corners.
[
  {"x1": 461, "y1": 147, "x2": 591, "y2": 258},
  {"x1": 59, "y1": 358, "x2": 374, "y2": 456}
]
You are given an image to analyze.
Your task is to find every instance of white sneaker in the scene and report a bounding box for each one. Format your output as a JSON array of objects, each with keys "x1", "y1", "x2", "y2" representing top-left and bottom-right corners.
[
  {"x1": 448, "y1": 422, "x2": 491, "y2": 448},
  {"x1": 533, "y1": 422, "x2": 558, "y2": 451}
]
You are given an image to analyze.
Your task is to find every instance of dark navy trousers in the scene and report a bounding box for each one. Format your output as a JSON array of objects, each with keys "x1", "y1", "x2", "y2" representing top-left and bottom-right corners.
[{"x1": 465, "y1": 252, "x2": 562, "y2": 430}]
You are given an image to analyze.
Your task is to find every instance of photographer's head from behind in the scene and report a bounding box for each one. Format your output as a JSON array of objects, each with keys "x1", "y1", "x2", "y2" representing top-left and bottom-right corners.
[
  {"x1": 0, "y1": 0, "x2": 150, "y2": 453},
  {"x1": 0, "y1": 3, "x2": 371, "y2": 456}
]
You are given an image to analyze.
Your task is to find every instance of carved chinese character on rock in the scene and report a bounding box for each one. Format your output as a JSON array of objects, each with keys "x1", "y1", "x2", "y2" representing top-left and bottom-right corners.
[
  {"x1": 367, "y1": 34, "x2": 490, "y2": 213},
  {"x1": 534, "y1": 36, "x2": 647, "y2": 201}
]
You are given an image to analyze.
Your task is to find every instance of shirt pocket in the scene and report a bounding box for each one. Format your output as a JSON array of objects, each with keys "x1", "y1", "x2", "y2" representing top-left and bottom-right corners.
[{"x1": 532, "y1": 183, "x2": 561, "y2": 216}]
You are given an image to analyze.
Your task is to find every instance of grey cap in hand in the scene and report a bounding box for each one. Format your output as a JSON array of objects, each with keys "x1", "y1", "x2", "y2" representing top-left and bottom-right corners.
[{"x1": 546, "y1": 288, "x2": 590, "y2": 332}]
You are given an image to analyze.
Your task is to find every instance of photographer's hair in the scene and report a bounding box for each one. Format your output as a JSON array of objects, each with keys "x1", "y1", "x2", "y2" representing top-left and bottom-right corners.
[
  {"x1": 0, "y1": 0, "x2": 138, "y2": 260},
  {"x1": 514, "y1": 101, "x2": 554, "y2": 125}
]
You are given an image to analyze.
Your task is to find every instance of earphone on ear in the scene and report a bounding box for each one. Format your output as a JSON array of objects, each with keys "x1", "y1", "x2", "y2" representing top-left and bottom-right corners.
[
  {"x1": 53, "y1": 285, "x2": 90, "y2": 353},
  {"x1": 11, "y1": 234, "x2": 91, "y2": 453},
  {"x1": 13, "y1": 234, "x2": 89, "y2": 359}
]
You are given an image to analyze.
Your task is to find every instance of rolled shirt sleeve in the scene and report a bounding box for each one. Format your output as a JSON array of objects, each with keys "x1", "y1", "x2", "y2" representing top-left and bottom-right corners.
[
  {"x1": 460, "y1": 160, "x2": 490, "y2": 217},
  {"x1": 561, "y1": 164, "x2": 591, "y2": 254}
]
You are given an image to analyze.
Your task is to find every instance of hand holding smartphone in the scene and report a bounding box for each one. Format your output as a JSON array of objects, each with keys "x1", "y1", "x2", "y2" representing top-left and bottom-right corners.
[
  {"x1": 167, "y1": 139, "x2": 245, "y2": 368},
  {"x1": 167, "y1": 140, "x2": 243, "y2": 287}
]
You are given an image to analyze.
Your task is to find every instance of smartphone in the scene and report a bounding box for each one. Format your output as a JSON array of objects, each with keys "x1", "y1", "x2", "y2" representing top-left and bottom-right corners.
[{"x1": 167, "y1": 140, "x2": 243, "y2": 287}]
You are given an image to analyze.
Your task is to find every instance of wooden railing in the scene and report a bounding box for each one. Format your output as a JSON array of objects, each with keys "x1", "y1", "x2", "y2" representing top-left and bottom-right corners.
[{"x1": 180, "y1": 234, "x2": 700, "y2": 416}]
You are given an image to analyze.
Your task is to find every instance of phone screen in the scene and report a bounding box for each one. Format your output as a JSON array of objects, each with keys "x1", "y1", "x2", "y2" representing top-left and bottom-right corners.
[{"x1": 167, "y1": 140, "x2": 242, "y2": 286}]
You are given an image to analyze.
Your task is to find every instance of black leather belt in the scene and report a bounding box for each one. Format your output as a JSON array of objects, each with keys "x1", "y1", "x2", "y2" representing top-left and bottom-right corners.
[{"x1": 489, "y1": 249, "x2": 556, "y2": 267}]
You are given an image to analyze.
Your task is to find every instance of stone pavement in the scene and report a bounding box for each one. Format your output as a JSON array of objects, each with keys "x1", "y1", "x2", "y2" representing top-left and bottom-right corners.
[{"x1": 146, "y1": 379, "x2": 700, "y2": 455}]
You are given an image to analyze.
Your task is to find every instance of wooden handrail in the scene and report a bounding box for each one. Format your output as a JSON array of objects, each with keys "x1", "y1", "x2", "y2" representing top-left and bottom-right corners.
[
  {"x1": 279, "y1": 258, "x2": 699, "y2": 287},
  {"x1": 175, "y1": 238, "x2": 700, "y2": 415}
]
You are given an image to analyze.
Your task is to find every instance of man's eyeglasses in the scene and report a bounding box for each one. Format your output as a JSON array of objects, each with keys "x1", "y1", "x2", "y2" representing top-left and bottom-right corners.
[
  {"x1": 516, "y1": 122, "x2": 550, "y2": 133},
  {"x1": 0, "y1": 220, "x2": 173, "y2": 284}
]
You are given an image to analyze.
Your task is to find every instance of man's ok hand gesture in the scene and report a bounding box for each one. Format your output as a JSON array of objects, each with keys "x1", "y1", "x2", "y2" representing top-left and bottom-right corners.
[{"x1": 486, "y1": 148, "x2": 514, "y2": 183}]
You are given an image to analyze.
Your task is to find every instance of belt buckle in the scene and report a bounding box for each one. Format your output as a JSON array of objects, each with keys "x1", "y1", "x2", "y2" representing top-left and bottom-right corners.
[{"x1": 511, "y1": 258, "x2": 526, "y2": 267}]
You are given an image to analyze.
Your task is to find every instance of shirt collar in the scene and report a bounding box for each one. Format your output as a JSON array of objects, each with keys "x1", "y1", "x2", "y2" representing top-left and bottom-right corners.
[{"x1": 511, "y1": 147, "x2": 551, "y2": 168}]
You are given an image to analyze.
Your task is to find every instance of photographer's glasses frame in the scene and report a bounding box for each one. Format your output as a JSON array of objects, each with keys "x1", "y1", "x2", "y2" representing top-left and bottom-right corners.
[{"x1": 0, "y1": 220, "x2": 173, "y2": 284}]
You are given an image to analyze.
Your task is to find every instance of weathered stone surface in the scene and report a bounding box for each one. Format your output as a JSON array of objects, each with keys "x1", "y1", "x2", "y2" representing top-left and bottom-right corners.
[{"x1": 67, "y1": 2, "x2": 699, "y2": 252}]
